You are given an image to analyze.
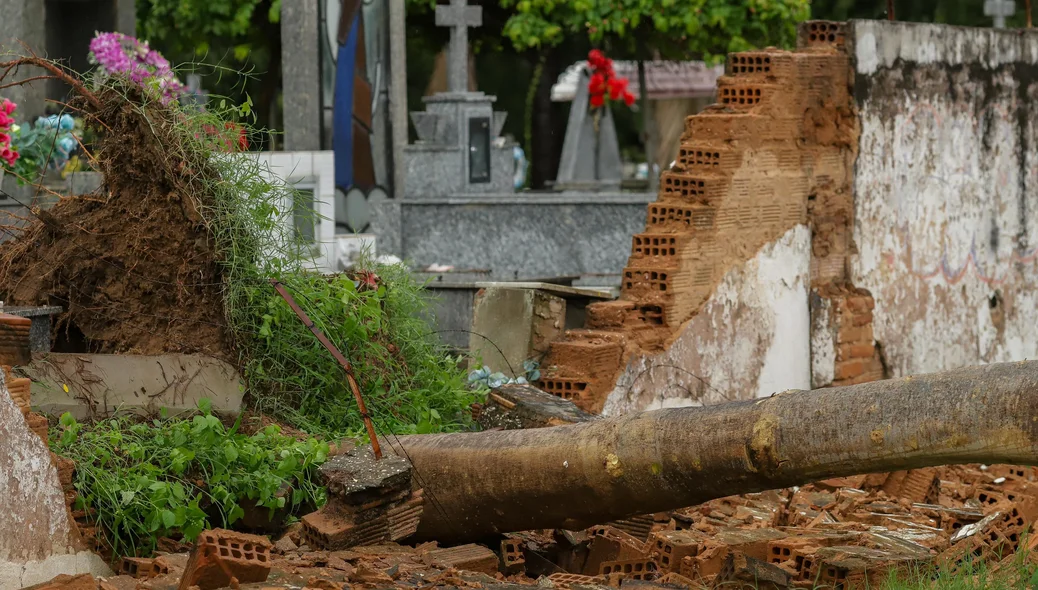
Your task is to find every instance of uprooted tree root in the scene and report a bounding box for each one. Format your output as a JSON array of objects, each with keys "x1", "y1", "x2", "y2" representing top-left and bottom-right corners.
[{"x1": 0, "y1": 55, "x2": 230, "y2": 356}]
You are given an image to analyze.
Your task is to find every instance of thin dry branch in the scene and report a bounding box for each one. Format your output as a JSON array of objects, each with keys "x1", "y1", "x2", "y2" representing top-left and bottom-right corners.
[{"x1": 0, "y1": 50, "x2": 102, "y2": 111}]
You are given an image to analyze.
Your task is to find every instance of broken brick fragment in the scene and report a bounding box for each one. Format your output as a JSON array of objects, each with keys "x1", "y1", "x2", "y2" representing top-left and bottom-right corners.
[
  {"x1": 177, "y1": 528, "x2": 273, "y2": 590},
  {"x1": 712, "y1": 551, "x2": 790, "y2": 590},
  {"x1": 600, "y1": 557, "x2": 659, "y2": 581},
  {"x1": 500, "y1": 537, "x2": 526, "y2": 571},
  {"x1": 22, "y1": 574, "x2": 98, "y2": 590},
  {"x1": 119, "y1": 556, "x2": 169, "y2": 579},
  {"x1": 421, "y1": 543, "x2": 499, "y2": 575}
]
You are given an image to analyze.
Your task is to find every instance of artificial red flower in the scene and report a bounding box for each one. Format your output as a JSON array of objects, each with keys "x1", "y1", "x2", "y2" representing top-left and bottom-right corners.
[
  {"x1": 590, "y1": 94, "x2": 605, "y2": 108},
  {"x1": 622, "y1": 91, "x2": 636, "y2": 107},
  {"x1": 607, "y1": 77, "x2": 628, "y2": 101},
  {"x1": 589, "y1": 73, "x2": 607, "y2": 95},
  {"x1": 588, "y1": 49, "x2": 605, "y2": 68}
]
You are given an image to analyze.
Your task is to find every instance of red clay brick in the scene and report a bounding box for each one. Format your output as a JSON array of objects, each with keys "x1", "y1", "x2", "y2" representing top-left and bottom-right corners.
[
  {"x1": 599, "y1": 557, "x2": 659, "y2": 580},
  {"x1": 422, "y1": 543, "x2": 499, "y2": 575},
  {"x1": 178, "y1": 528, "x2": 272, "y2": 590},
  {"x1": 834, "y1": 360, "x2": 865, "y2": 381},
  {"x1": 839, "y1": 343, "x2": 876, "y2": 360}
]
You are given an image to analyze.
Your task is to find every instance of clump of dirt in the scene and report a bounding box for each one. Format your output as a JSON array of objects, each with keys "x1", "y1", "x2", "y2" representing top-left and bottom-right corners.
[{"x1": 0, "y1": 76, "x2": 230, "y2": 357}]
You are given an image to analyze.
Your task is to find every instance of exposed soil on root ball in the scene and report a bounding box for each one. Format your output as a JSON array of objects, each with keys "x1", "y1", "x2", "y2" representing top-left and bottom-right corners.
[{"x1": 0, "y1": 89, "x2": 231, "y2": 357}]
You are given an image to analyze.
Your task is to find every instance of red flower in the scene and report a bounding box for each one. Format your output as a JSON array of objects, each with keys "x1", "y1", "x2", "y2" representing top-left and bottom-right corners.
[
  {"x1": 622, "y1": 91, "x2": 636, "y2": 107},
  {"x1": 588, "y1": 49, "x2": 605, "y2": 68},
  {"x1": 590, "y1": 94, "x2": 605, "y2": 108},
  {"x1": 589, "y1": 73, "x2": 607, "y2": 95},
  {"x1": 607, "y1": 77, "x2": 628, "y2": 100},
  {"x1": 356, "y1": 270, "x2": 379, "y2": 290}
]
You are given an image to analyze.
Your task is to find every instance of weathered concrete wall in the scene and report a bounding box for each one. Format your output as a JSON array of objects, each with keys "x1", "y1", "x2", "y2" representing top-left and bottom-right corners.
[
  {"x1": 603, "y1": 225, "x2": 812, "y2": 414},
  {"x1": 24, "y1": 353, "x2": 244, "y2": 420},
  {"x1": 849, "y1": 21, "x2": 1038, "y2": 377},
  {"x1": 0, "y1": 372, "x2": 110, "y2": 587}
]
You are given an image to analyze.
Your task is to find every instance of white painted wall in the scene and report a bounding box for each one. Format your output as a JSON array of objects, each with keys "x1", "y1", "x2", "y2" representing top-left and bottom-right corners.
[
  {"x1": 850, "y1": 21, "x2": 1038, "y2": 377},
  {"x1": 252, "y1": 151, "x2": 337, "y2": 273},
  {"x1": 602, "y1": 225, "x2": 812, "y2": 415}
]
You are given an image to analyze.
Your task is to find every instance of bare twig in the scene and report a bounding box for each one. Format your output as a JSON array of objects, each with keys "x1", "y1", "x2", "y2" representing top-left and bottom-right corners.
[{"x1": 0, "y1": 47, "x2": 102, "y2": 110}]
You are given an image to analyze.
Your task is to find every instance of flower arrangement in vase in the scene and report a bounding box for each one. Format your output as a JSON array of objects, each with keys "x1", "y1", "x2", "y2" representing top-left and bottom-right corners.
[{"x1": 586, "y1": 49, "x2": 636, "y2": 131}]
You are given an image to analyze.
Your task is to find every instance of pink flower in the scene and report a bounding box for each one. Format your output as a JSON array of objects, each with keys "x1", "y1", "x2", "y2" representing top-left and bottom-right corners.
[
  {"x1": 0, "y1": 145, "x2": 18, "y2": 167},
  {"x1": 0, "y1": 132, "x2": 9, "y2": 145},
  {"x1": 0, "y1": 112, "x2": 13, "y2": 129},
  {"x1": 0, "y1": 99, "x2": 15, "y2": 116}
]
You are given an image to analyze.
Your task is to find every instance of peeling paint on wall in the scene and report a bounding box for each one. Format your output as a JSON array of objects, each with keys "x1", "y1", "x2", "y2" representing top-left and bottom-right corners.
[
  {"x1": 850, "y1": 21, "x2": 1038, "y2": 377},
  {"x1": 810, "y1": 293, "x2": 836, "y2": 389},
  {"x1": 602, "y1": 225, "x2": 812, "y2": 415}
]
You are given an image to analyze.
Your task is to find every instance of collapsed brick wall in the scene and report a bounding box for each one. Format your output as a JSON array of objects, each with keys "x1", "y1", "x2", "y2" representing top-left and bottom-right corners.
[{"x1": 538, "y1": 22, "x2": 862, "y2": 413}]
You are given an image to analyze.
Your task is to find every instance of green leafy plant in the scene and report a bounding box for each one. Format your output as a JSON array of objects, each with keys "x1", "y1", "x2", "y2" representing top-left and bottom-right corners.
[
  {"x1": 245, "y1": 263, "x2": 483, "y2": 437},
  {"x1": 52, "y1": 401, "x2": 328, "y2": 557},
  {"x1": 160, "y1": 86, "x2": 481, "y2": 439}
]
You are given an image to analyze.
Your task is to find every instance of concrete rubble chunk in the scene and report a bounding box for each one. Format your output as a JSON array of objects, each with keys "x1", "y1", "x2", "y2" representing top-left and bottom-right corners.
[
  {"x1": 302, "y1": 446, "x2": 424, "y2": 550},
  {"x1": 177, "y1": 528, "x2": 273, "y2": 590},
  {"x1": 318, "y1": 446, "x2": 413, "y2": 503}
]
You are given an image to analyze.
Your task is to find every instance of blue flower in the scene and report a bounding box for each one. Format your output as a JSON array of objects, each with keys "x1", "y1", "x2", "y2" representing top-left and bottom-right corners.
[
  {"x1": 58, "y1": 115, "x2": 75, "y2": 131},
  {"x1": 57, "y1": 135, "x2": 78, "y2": 156}
]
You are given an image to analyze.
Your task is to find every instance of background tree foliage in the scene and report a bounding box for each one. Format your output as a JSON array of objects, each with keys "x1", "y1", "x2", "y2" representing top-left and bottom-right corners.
[{"x1": 137, "y1": 0, "x2": 284, "y2": 148}]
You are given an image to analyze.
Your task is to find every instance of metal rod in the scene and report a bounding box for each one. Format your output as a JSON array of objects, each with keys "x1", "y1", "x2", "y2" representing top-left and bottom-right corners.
[
  {"x1": 270, "y1": 279, "x2": 383, "y2": 460},
  {"x1": 1028, "y1": 0, "x2": 1033, "y2": 28},
  {"x1": 887, "y1": 0, "x2": 895, "y2": 20}
]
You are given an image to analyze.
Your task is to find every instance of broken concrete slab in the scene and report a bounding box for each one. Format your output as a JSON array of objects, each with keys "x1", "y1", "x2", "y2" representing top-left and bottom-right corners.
[
  {"x1": 469, "y1": 284, "x2": 612, "y2": 376},
  {"x1": 23, "y1": 353, "x2": 243, "y2": 419},
  {"x1": 476, "y1": 383, "x2": 598, "y2": 430},
  {"x1": 0, "y1": 371, "x2": 112, "y2": 588}
]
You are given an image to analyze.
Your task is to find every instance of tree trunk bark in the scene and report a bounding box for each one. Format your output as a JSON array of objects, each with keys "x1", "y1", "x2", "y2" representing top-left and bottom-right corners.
[{"x1": 390, "y1": 361, "x2": 1038, "y2": 543}]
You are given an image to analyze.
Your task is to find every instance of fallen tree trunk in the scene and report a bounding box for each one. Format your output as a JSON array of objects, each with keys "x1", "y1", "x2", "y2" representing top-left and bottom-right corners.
[{"x1": 389, "y1": 361, "x2": 1038, "y2": 543}]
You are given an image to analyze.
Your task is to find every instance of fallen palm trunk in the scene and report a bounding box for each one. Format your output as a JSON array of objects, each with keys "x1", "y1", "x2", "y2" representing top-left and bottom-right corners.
[{"x1": 389, "y1": 361, "x2": 1038, "y2": 543}]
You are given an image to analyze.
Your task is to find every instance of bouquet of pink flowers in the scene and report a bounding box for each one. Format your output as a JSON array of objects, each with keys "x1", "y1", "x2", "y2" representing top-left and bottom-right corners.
[
  {"x1": 0, "y1": 98, "x2": 19, "y2": 169},
  {"x1": 88, "y1": 32, "x2": 186, "y2": 104}
]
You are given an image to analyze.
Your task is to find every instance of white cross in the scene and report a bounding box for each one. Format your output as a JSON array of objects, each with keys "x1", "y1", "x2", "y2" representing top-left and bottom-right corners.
[
  {"x1": 435, "y1": 0, "x2": 482, "y2": 93},
  {"x1": 985, "y1": 0, "x2": 1016, "y2": 28}
]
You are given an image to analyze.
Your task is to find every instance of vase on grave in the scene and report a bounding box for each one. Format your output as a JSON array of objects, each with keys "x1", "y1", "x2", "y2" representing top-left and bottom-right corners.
[{"x1": 554, "y1": 67, "x2": 623, "y2": 192}]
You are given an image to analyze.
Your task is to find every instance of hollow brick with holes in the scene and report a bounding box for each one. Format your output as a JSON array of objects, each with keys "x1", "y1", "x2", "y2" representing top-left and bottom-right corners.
[
  {"x1": 177, "y1": 528, "x2": 272, "y2": 590},
  {"x1": 659, "y1": 172, "x2": 724, "y2": 204},
  {"x1": 798, "y1": 21, "x2": 847, "y2": 49},
  {"x1": 675, "y1": 145, "x2": 737, "y2": 172},
  {"x1": 599, "y1": 557, "x2": 658, "y2": 580},
  {"x1": 648, "y1": 530, "x2": 703, "y2": 573}
]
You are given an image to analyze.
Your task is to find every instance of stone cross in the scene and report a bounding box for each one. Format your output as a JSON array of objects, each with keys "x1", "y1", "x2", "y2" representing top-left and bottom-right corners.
[
  {"x1": 435, "y1": 0, "x2": 481, "y2": 93},
  {"x1": 984, "y1": 0, "x2": 1015, "y2": 28}
]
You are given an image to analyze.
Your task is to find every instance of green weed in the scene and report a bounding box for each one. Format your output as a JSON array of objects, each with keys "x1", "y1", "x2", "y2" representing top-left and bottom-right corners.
[
  {"x1": 51, "y1": 401, "x2": 328, "y2": 557},
  {"x1": 159, "y1": 80, "x2": 483, "y2": 438}
]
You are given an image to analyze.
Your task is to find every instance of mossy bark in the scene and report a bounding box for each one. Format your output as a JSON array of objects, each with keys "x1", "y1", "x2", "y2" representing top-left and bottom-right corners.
[{"x1": 392, "y1": 361, "x2": 1038, "y2": 543}]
